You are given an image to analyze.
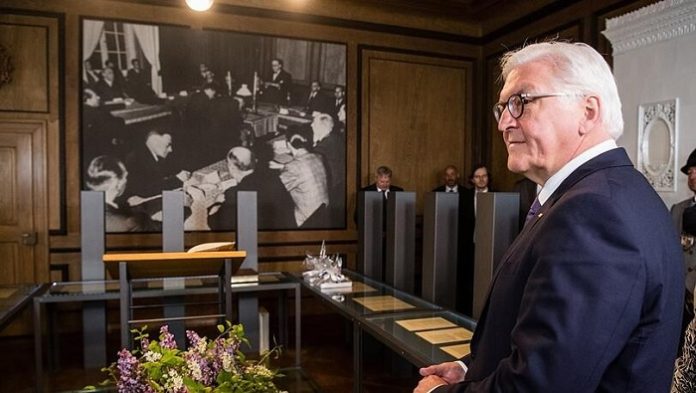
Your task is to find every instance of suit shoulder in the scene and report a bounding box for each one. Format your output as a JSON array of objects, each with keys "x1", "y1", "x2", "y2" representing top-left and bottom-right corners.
[{"x1": 672, "y1": 199, "x2": 693, "y2": 211}]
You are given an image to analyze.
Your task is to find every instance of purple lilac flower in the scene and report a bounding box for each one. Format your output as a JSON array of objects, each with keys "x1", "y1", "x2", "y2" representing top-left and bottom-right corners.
[
  {"x1": 140, "y1": 337, "x2": 150, "y2": 352},
  {"x1": 158, "y1": 325, "x2": 177, "y2": 350},
  {"x1": 116, "y1": 348, "x2": 153, "y2": 393},
  {"x1": 184, "y1": 350, "x2": 214, "y2": 385},
  {"x1": 186, "y1": 330, "x2": 201, "y2": 348},
  {"x1": 210, "y1": 338, "x2": 223, "y2": 375}
]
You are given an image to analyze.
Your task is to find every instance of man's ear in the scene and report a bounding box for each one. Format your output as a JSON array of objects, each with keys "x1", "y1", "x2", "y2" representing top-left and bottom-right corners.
[{"x1": 579, "y1": 96, "x2": 600, "y2": 136}]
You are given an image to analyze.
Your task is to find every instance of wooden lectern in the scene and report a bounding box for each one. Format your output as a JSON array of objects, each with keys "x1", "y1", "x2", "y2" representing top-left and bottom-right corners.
[{"x1": 103, "y1": 251, "x2": 246, "y2": 348}]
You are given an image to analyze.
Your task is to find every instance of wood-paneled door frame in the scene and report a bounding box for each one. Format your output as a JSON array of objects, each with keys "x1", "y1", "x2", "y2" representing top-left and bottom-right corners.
[{"x1": 0, "y1": 120, "x2": 49, "y2": 286}]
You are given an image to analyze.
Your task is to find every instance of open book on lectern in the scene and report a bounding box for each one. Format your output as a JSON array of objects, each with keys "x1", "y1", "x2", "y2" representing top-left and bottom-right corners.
[{"x1": 187, "y1": 242, "x2": 236, "y2": 253}]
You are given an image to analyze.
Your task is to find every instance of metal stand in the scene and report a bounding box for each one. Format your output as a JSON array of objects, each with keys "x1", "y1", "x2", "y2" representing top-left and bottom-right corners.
[
  {"x1": 473, "y1": 192, "x2": 519, "y2": 318},
  {"x1": 162, "y1": 190, "x2": 186, "y2": 347},
  {"x1": 385, "y1": 191, "x2": 416, "y2": 293},
  {"x1": 422, "y1": 192, "x2": 459, "y2": 309},
  {"x1": 357, "y1": 191, "x2": 384, "y2": 280},
  {"x1": 79, "y1": 191, "x2": 107, "y2": 368},
  {"x1": 237, "y1": 191, "x2": 259, "y2": 351}
]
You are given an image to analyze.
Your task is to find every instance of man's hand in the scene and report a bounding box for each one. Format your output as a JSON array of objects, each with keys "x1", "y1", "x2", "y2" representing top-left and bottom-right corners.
[
  {"x1": 413, "y1": 375, "x2": 447, "y2": 393},
  {"x1": 176, "y1": 170, "x2": 191, "y2": 182},
  {"x1": 419, "y1": 362, "x2": 466, "y2": 384}
]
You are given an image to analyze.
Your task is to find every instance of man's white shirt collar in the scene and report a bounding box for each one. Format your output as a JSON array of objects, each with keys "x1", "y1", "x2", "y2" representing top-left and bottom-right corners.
[{"x1": 538, "y1": 139, "x2": 618, "y2": 206}]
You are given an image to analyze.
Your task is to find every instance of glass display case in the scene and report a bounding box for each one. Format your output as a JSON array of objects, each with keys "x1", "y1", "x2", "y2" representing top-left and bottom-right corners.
[
  {"x1": 294, "y1": 268, "x2": 477, "y2": 393},
  {"x1": 0, "y1": 283, "x2": 43, "y2": 330},
  {"x1": 366, "y1": 309, "x2": 477, "y2": 366},
  {"x1": 294, "y1": 269, "x2": 438, "y2": 318},
  {"x1": 34, "y1": 272, "x2": 302, "y2": 392}
]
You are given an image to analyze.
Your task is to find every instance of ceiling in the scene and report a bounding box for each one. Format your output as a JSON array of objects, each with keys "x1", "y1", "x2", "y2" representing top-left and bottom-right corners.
[{"x1": 162, "y1": 0, "x2": 572, "y2": 38}]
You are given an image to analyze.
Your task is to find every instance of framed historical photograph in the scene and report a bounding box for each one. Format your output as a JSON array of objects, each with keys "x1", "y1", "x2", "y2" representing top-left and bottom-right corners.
[{"x1": 80, "y1": 18, "x2": 347, "y2": 233}]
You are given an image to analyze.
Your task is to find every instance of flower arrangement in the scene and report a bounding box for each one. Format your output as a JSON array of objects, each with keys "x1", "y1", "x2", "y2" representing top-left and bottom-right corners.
[{"x1": 86, "y1": 321, "x2": 283, "y2": 393}]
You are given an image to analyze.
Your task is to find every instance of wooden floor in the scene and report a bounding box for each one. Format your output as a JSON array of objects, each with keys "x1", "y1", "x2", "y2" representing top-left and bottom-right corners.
[{"x1": 0, "y1": 297, "x2": 421, "y2": 392}]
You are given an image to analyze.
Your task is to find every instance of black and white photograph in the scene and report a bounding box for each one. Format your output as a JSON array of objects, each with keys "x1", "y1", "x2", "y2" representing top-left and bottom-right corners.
[{"x1": 80, "y1": 18, "x2": 347, "y2": 233}]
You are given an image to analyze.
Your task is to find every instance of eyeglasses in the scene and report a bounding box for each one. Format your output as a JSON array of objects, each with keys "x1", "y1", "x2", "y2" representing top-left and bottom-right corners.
[{"x1": 493, "y1": 93, "x2": 577, "y2": 123}]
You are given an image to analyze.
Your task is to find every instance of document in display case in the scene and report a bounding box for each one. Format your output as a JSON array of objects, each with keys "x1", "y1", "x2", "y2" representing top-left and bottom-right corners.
[
  {"x1": 416, "y1": 327, "x2": 473, "y2": 345},
  {"x1": 353, "y1": 295, "x2": 416, "y2": 312},
  {"x1": 441, "y1": 343, "x2": 471, "y2": 358},
  {"x1": 395, "y1": 317, "x2": 457, "y2": 332}
]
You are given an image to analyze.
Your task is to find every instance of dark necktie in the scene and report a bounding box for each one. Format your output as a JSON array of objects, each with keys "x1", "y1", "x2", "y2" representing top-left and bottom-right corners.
[{"x1": 525, "y1": 197, "x2": 542, "y2": 225}]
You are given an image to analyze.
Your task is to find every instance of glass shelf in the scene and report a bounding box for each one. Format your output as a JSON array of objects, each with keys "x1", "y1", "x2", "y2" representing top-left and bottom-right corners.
[
  {"x1": 0, "y1": 283, "x2": 42, "y2": 328},
  {"x1": 293, "y1": 269, "x2": 439, "y2": 319},
  {"x1": 366, "y1": 309, "x2": 477, "y2": 366}
]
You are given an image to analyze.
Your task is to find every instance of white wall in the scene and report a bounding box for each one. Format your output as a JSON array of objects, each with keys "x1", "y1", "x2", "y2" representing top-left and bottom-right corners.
[{"x1": 606, "y1": 0, "x2": 696, "y2": 208}]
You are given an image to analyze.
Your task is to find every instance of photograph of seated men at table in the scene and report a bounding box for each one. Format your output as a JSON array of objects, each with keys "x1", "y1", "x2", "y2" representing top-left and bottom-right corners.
[{"x1": 80, "y1": 19, "x2": 347, "y2": 233}]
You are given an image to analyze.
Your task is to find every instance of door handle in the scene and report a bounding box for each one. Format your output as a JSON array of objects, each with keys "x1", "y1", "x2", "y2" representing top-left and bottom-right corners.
[{"x1": 21, "y1": 232, "x2": 37, "y2": 246}]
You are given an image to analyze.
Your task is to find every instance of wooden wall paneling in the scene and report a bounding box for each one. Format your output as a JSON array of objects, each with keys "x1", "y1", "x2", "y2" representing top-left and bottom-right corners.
[
  {"x1": 0, "y1": 23, "x2": 48, "y2": 112},
  {"x1": 360, "y1": 48, "x2": 473, "y2": 214},
  {"x1": 0, "y1": 13, "x2": 62, "y2": 233}
]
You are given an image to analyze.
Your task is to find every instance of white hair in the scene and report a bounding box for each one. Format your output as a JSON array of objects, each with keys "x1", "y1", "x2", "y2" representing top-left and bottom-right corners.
[{"x1": 500, "y1": 41, "x2": 623, "y2": 140}]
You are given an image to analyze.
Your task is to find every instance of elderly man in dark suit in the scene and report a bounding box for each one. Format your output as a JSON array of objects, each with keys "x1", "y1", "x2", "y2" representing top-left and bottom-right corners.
[{"x1": 416, "y1": 41, "x2": 683, "y2": 393}]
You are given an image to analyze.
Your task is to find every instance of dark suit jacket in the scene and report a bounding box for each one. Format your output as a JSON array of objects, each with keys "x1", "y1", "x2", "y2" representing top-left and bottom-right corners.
[
  {"x1": 94, "y1": 79, "x2": 126, "y2": 102},
  {"x1": 263, "y1": 69, "x2": 292, "y2": 105},
  {"x1": 123, "y1": 145, "x2": 182, "y2": 200},
  {"x1": 361, "y1": 183, "x2": 404, "y2": 193},
  {"x1": 671, "y1": 199, "x2": 696, "y2": 296},
  {"x1": 332, "y1": 97, "x2": 345, "y2": 121},
  {"x1": 209, "y1": 168, "x2": 296, "y2": 231},
  {"x1": 438, "y1": 148, "x2": 683, "y2": 392},
  {"x1": 82, "y1": 105, "x2": 125, "y2": 164},
  {"x1": 306, "y1": 91, "x2": 332, "y2": 115}
]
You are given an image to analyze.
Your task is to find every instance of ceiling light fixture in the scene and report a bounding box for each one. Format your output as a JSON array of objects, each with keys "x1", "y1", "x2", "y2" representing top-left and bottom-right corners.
[{"x1": 186, "y1": 0, "x2": 214, "y2": 12}]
